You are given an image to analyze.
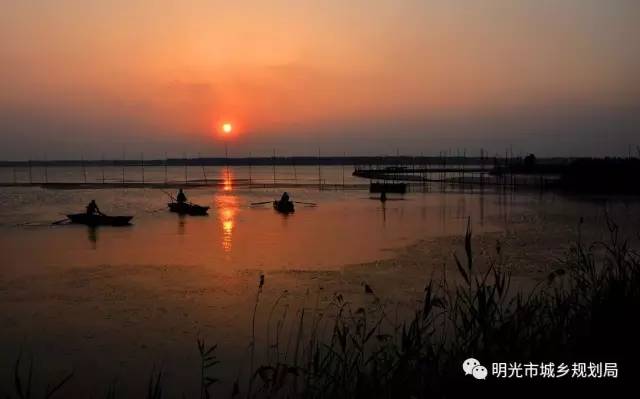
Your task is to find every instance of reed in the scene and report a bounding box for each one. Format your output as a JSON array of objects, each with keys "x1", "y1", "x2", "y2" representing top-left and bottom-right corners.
[
  {"x1": 245, "y1": 215, "x2": 639, "y2": 397},
  {"x1": 145, "y1": 368, "x2": 163, "y2": 399},
  {"x1": 197, "y1": 337, "x2": 220, "y2": 399},
  {"x1": 2, "y1": 350, "x2": 74, "y2": 399}
]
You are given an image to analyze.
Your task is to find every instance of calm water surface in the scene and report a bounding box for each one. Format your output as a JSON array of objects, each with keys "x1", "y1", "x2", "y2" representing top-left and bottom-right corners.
[
  {"x1": 1, "y1": 166, "x2": 638, "y2": 275},
  {"x1": 0, "y1": 184, "x2": 515, "y2": 273},
  {"x1": 1, "y1": 166, "x2": 639, "y2": 396}
]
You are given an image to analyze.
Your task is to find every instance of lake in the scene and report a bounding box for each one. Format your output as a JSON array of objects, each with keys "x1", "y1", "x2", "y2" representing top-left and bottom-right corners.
[{"x1": 0, "y1": 165, "x2": 638, "y2": 396}]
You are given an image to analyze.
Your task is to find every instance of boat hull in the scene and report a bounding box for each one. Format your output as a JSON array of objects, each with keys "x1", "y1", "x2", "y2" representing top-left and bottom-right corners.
[
  {"x1": 273, "y1": 201, "x2": 295, "y2": 214},
  {"x1": 168, "y1": 202, "x2": 209, "y2": 215},
  {"x1": 67, "y1": 213, "x2": 133, "y2": 226}
]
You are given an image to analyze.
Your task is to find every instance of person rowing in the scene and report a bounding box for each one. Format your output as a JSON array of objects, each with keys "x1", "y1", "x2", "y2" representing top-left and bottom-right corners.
[
  {"x1": 279, "y1": 191, "x2": 290, "y2": 204},
  {"x1": 176, "y1": 188, "x2": 187, "y2": 204},
  {"x1": 273, "y1": 192, "x2": 295, "y2": 213},
  {"x1": 86, "y1": 200, "x2": 103, "y2": 216},
  {"x1": 167, "y1": 189, "x2": 209, "y2": 215}
]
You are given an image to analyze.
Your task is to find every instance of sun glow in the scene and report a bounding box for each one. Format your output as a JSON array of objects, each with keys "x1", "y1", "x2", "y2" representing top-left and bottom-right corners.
[{"x1": 222, "y1": 123, "x2": 232, "y2": 134}]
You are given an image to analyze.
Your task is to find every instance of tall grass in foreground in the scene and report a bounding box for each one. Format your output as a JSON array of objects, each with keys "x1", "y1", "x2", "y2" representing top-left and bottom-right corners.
[
  {"x1": 3, "y1": 217, "x2": 639, "y2": 398},
  {"x1": 244, "y1": 217, "x2": 640, "y2": 398}
]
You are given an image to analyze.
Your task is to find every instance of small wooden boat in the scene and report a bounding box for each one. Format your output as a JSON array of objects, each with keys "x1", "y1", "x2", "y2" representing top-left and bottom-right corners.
[
  {"x1": 168, "y1": 202, "x2": 209, "y2": 216},
  {"x1": 67, "y1": 213, "x2": 133, "y2": 226},
  {"x1": 273, "y1": 200, "x2": 295, "y2": 214}
]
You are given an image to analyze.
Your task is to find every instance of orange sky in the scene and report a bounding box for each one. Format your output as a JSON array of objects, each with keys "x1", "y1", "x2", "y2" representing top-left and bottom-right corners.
[{"x1": 1, "y1": 1, "x2": 639, "y2": 158}]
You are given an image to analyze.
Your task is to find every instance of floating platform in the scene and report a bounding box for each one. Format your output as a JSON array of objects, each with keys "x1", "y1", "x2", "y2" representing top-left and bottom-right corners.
[{"x1": 370, "y1": 182, "x2": 407, "y2": 194}]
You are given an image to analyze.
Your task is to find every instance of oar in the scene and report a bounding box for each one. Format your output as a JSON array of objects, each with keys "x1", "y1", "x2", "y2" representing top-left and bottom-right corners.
[
  {"x1": 52, "y1": 217, "x2": 69, "y2": 225},
  {"x1": 251, "y1": 201, "x2": 273, "y2": 206},
  {"x1": 159, "y1": 188, "x2": 176, "y2": 201},
  {"x1": 294, "y1": 201, "x2": 317, "y2": 206}
]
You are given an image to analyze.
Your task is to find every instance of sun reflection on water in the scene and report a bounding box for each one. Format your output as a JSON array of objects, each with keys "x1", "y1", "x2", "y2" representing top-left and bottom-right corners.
[
  {"x1": 223, "y1": 167, "x2": 233, "y2": 192},
  {"x1": 217, "y1": 196, "x2": 237, "y2": 252}
]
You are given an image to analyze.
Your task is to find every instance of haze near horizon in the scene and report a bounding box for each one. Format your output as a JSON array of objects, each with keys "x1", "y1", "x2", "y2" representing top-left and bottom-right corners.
[{"x1": 1, "y1": 0, "x2": 639, "y2": 160}]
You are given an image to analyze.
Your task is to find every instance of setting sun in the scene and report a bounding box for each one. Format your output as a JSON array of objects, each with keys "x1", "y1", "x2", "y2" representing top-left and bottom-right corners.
[{"x1": 222, "y1": 123, "x2": 232, "y2": 134}]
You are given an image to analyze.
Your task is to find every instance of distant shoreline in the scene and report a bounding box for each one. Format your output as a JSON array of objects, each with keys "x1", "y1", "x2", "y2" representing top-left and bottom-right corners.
[{"x1": 0, "y1": 156, "x2": 576, "y2": 167}]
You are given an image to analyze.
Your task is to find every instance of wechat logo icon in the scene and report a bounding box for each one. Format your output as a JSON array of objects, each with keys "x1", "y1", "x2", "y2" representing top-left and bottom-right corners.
[{"x1": 462, "y1": 358, "x2": 488, "y2": 380}]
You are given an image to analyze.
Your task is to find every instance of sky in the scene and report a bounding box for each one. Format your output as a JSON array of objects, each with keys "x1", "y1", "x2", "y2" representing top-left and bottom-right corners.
[{"x1": 1, "y1": 0, "x2": 639, "y2": 160}]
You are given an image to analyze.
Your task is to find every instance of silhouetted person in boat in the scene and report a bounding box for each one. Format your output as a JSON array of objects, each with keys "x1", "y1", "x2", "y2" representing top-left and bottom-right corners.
[
  {"x1": 280, "y1": 192, "x2": 290, "y2": 204},
  {"x1": 86, "y1": 200, "x2": 102, "y2": 216},
  {"x1": 380, "y1": 191, "x2": 387, "y2": 202},
  {"x1": 176, "y1": 189, "x2": 187, "y2": 204}
]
